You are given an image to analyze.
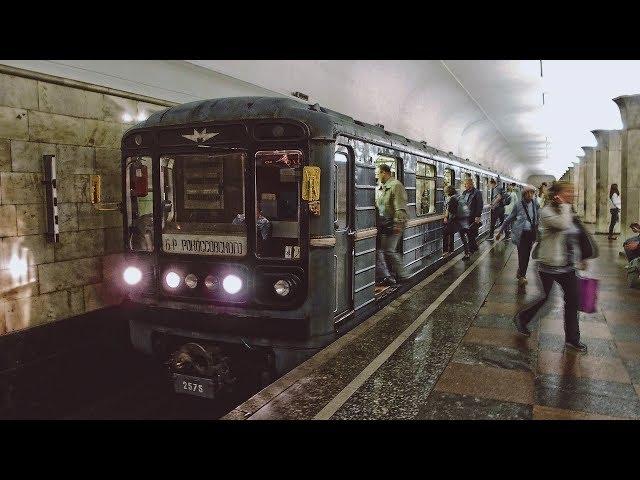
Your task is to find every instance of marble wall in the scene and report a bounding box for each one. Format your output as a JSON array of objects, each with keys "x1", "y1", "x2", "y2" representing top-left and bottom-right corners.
[{"x1": 0, "y1": 71, "x2": 169, "y2": 334}]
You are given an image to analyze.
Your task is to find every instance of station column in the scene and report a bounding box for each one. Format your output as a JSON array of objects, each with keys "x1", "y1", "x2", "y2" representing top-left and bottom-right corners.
[
  {"x1": 613, "y1": 95, "x2": 640, "y2": 253},
  {"x1": 592, "y1": 129, "x2": 622, "y2": 235},
  {"x1": 575, "y1": 156, "x2": 586, "y2": 218},
  {"x1": 581, "y1": 146, "x2": 597, "y2": 223}
]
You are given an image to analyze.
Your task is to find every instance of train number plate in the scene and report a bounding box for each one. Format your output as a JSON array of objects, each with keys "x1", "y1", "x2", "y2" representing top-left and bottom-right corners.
[
  {"x1": 173, "y1": 374, "x2": 216, "y2": 399},
  {"x1": 162, "y1": 233, "x2": 246, "y2": 257}
]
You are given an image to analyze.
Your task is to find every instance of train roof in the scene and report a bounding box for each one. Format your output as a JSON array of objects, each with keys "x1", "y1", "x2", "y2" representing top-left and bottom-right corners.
[{"x1": 125, "y1": 96, "x2": 524, "y2": 184}]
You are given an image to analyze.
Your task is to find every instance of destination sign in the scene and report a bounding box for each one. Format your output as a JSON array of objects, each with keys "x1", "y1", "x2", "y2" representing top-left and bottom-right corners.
[{"x1": 162, "y1": 233, "x2": 246, "y2": 257}]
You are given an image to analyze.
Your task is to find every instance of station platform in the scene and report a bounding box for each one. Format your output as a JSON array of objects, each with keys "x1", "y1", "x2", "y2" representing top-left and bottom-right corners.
[{"x1": 224, "y1": 233, "x2": 640, "y2": 420}]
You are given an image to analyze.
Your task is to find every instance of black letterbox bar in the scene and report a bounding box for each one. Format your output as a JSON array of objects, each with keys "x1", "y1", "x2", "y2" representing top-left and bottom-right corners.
[{"x1": 42, "y1": 154, "x2": 59, "y2": 243}]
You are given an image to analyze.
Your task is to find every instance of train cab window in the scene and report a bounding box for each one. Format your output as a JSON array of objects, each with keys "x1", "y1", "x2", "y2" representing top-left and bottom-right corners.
[
  {"x1": 416, "y1": 161, "x2": 436, "y2": 216},
  {"x1": 255, "y1": 150, "x2": 302, "y2": 259},
  {"x1": 159, "y1": 152, "x2": 247, "y2": 257},
  {"x1": 334, "y1": 152, "x2": 348, "y2": 229},
  {"x1": 125, "y1": 156, "x2": 154, "y2": 252}
]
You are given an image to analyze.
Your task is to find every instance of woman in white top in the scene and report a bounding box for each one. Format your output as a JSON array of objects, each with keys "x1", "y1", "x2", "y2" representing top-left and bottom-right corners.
[{"x1": 608, "y1": 184, "x2": 621, "y2": 240}]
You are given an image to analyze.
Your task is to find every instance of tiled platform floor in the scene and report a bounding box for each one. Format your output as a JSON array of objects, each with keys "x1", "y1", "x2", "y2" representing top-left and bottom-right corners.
[{"x1": 225, "y1": 232, "x2": 640, "y2": 420}]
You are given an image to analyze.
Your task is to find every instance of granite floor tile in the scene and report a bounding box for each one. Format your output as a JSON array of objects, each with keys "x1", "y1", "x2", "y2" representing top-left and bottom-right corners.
[
  {"x1": 535, "y1": 374, "x2": 640, "y2": 419},
  {"x1": 473, "y1": 313, "x2": 518, "y2": 329},
  {"x1": 417, "y1": 391, "x2": 532, "y2": 420},
  {"x1": 602, "y1": 310, "x2": 640, "y2": 326},
  {"x1": 435, "y1": 362, "x2": 534, "y2": 405},
  {"x1": 463, "y1": 326, "x2": 537, "y2": 352},
  {"x1": 452, "y1": 342, "x2": 534, "y2": 372},
  {"x1": 479, "y1": 302, "x2": 521, "y2": 316},
  {"x1": 609, "y1": 324, "x2": 640, "y2": 342},
  {"x1": 623, "y1": 360, "x2": 640, "y2": 384},
  {"x1": 532, "y1": 405, "x2": 625, "y2": 420},
  {"x1": 538, "y1": 333, "x2": 619, "y2": 358},
  {"x1": 540, "y1": 318, "x2": 612, "y2": 340},
  {"x1": 537, "y1": 350, "x2": 631, "y2": 384},
  {"x1": 616, "y1": 341, "x2": 640, "y2": 361},
  {"x1": 635, "y1": 385, "x2": 640, "y2": 398}
]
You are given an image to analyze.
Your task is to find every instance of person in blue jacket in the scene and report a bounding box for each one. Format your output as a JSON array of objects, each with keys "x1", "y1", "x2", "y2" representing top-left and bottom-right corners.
[{"x1": 496, "y1": 185, "x2": 539, "y2": 286}]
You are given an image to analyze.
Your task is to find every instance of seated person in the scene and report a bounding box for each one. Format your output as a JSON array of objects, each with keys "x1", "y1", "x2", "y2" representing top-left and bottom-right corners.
[
  {"x1": 232, "y1": 208, "x2": 272, "y2": 240},
  {"x1": 624, "y1": 222, "x2": 640, "y2": 262}
]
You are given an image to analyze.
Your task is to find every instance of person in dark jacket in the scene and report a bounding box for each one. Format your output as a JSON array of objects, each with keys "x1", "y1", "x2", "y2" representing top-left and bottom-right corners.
[
  {"x1": 460, "y1": 177, "x2": 484, "y2": 255},
  {"x1": 443, "y1": 185, "x2": 469, "y2": 257},
  {"x1": 496, "y1": 185, "x2": 538, "y2": 286},
  {"x1": 488, "y1": 178, "x2": 505, "y2": 240}
]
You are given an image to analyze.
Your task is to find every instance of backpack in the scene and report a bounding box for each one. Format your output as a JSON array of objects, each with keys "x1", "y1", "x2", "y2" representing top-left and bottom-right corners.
[
  {"x1": 456, "y1": 194, "x2": 471, "y2": 218},
  {"x1": 626, "y1": 257, "x2": 640, "y2": 289}
]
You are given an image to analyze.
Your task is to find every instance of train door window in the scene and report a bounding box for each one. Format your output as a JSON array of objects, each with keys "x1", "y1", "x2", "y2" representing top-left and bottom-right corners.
[
  {"x1": 416, "y1": 161, "x2": 436, "y2": 216},
  {"x1": 125, "y1": 155, "x2": 154, "y2": 252},
  {"x1": 255, "y1": 150, "x2": 302, "y2": 259},
  {"x1": 444, "y1": 168, "x2": 454, "y2": 190},
  {"x1": 335, "y1": 152, "x2": 348, "y2": 229},
  {"x1": 159, "y1": 152, "x2": 247, "y2": 257},
  {"x1": 374, "y1": 155, "x2": 398, "y2": 204}
]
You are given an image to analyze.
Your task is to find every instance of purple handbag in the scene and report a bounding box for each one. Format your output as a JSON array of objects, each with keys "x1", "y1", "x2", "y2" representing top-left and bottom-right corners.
[{"x1": 577, "y1": 275, "x2": 599, "y2": 314}]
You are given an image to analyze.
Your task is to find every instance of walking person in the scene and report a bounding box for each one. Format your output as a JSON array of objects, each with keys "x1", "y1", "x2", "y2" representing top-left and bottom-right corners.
[
  {"x1": 502, "y1": 183, "x2": 519, "y2": 240},
  {"x1": 488, "y1": 178, "x2": 505, "y2": 240},
  {"x1": 608, "y1": 183, "x2": 621, "y2": 240},
  {"x1": 512, "y1": 181, "x2": 598, "y2": 354},
  {"x1": 496, "y1": 185, "x2": 539, "y2": 286},
  {"x1": 460, "y1": 177, "x2": 484, "y2": 257},
  {"x1": 443, "y1": 185, "x2": 469, "y2": 257},
  {"x1": 376, "y1": 164, "x2": 408, "y2": 285}
]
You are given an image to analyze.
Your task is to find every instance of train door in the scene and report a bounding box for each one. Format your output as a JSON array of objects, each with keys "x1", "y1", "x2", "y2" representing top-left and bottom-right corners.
[{"x1": 334, "y1": 149, "x2": 353, "y2": 318}]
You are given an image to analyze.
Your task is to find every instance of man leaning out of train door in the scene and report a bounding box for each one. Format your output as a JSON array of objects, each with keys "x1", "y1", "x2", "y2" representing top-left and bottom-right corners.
[
  {"x1": 376, "y1": 163, "x2": 409, "y2": 286},
  {"x1": 461, "y1": 177, "x2": 484, "y2": 257},
  {"x1": 496, "y1": 185, "x2": 539, "y2": 287}
]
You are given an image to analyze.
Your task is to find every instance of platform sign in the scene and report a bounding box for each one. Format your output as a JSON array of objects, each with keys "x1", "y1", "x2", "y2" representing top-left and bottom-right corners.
[{"x1": 162, "y1": 233, "x2": 246, "y2": 256}]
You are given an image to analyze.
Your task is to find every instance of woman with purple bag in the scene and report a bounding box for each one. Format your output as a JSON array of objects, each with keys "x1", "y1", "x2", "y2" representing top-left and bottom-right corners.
[{"x1": 513, "y1": 181, "x2": 598, "y2": 354}]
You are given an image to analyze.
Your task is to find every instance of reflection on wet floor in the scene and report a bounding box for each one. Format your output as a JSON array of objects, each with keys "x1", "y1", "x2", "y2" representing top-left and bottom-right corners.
[{"x1": 225, "y1": 234, "x2": 640, "y2": 420}]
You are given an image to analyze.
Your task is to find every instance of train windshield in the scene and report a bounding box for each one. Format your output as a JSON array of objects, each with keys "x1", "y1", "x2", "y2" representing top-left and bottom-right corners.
[
  {"x1": 255, "y1": 150, "x2": 302, "y2": 259},
  {"x1": 160, "y1": 152, "x2": 247, "y2": 257}
]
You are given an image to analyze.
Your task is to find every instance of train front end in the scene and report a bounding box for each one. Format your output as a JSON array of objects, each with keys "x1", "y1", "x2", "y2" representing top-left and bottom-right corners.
[{"x1": 118, "y1": 99, "x2": 333, "y2": 398}]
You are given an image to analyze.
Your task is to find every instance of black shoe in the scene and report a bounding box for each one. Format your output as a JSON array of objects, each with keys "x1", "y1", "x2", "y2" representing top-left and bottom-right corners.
[
  {"x1": 565, "y1": 341, "x2": 588, "y2": 354},
  {"x1": 396, "y1": 276, "x2": 411, "y2": 284},
  {"x1": 512, "y1": 315, "x2": 531, "y2": 337},
  {"x1": 380, "y1": 276, "x2": 396, "y2": 287},
  {"x1": 463, "y1": 254, "x2": 470, "y2": 260}
]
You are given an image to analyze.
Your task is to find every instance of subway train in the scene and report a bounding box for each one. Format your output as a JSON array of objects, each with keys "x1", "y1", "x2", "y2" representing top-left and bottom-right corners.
[{"x1": 119, "y1": 96, "x2": 526, "y2": 398}]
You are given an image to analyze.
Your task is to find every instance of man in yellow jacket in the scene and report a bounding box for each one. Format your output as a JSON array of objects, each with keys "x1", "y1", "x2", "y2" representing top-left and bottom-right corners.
[{"x1": 376, "y1": 164, "x2": 409, "y2": 285}]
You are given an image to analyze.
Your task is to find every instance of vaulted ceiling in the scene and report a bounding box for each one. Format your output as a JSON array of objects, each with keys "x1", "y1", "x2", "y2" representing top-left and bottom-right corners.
[{"x1": 5, "y1": 60, "x2": 640, "y2": 182}]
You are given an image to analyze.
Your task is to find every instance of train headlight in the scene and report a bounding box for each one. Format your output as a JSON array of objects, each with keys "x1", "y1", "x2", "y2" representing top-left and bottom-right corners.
[
  {"x1": 123, "y1": 266, "x2": 142, "y2": 286},
  {"x1": 273, "y1": 279, "x2": 291, "y2": 297},
  {"x1": 165, "y1": 271, "x2": 181, "y2": 289},
  {"x1": 222, "y1": 274, "x2": 242, "y2": 294},
  {"x1": 185, "y1": 273, "x2": 198, "y2": 289},
  {"x1": 204, "y1": 275, "x2": 219, "y2": 291}
]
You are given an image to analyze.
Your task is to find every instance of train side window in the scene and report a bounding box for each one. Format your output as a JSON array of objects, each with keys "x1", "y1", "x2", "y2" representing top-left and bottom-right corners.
[
  {"x1": 443, "y1": 168, "x2": 454, "y2": 190},
  {"x1": 484, "y1": 177, "x2": 490, "y2": 202},
  {"x1": 125, "y1": 155, "x2": 154, "y2": 252},
  {"x1": 334, "y1": 152, "x2": 348, "y2": 229},
  {"x1": 416, "y1": 161, "x2": 436, "y2": 216},
  {"x1": 255, "y1": 150, "x2": 302, "y2": 259},
  {"x1": 475, "y1": 174, "x2": 480, "y2": 192},
  {"x1": 374, "y1": 155, "x2": 398, "y2": 204}
]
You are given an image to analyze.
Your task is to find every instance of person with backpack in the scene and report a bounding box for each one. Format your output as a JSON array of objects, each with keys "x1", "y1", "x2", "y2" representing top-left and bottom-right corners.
[
  {"x1": 496, "y1": 185, "x2": 539, "y2": 286},
  {"x1": 488, "y1": 178, "x2": 506, "y2": 240},
  {"x1": 608, "y1": 184, "x2": 621, "y2": 240},
  {"x1": 460, "y1": 177, "x2": 484, "y2": 257},
  {"x1": 443, "y1": 185, "x2": 469, "y2": 257},
  {"x1": 512, "y1": 181, "x2": 598, "y2": 354}
]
